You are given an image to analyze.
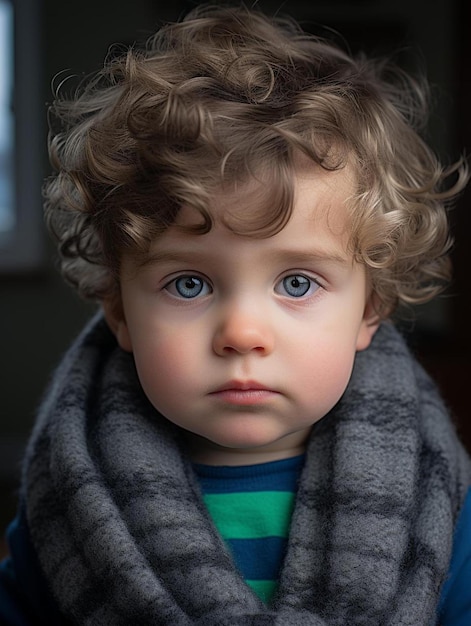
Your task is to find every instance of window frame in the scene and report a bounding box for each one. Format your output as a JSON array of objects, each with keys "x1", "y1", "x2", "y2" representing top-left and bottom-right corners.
[{"x1": 0, "y1": 0, "x2": 43, "y2": 273}]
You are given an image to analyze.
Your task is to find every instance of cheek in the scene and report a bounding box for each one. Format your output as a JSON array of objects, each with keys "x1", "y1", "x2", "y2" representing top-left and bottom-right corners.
[
  {"x1": 294, "y1": 336, "x2": 357, "y2": 407},
  {"x1": 131, "y1": 331, "x2": 200, "y2": 413}
]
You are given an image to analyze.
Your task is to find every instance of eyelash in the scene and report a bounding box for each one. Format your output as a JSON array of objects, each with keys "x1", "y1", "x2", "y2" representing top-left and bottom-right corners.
[{"x1": 163, "y1": 272, "x2": 322, "y2": 300}]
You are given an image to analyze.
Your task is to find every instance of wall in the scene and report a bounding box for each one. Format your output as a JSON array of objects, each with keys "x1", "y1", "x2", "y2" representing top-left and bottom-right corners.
[{"x1": 0, "y1": 0, "x2": 188, "y2": 530}]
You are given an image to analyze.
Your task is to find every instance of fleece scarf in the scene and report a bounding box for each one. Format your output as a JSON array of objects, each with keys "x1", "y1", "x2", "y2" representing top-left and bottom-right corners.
[{"x1": 22, "y1": 313, "x2": 470, "y2": 626}]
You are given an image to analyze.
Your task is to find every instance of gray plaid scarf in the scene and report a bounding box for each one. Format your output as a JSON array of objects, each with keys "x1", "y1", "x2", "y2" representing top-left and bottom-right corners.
[{"x1": 22, "y1": 313, "x2": 470, "y2": 625}]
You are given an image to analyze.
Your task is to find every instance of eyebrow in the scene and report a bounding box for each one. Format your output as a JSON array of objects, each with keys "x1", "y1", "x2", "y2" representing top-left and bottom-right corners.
[
  {"x1": 136, "y1": 250, "x2": 200, "y2": 269},
  {"x1": 265, "y1": 248, "x2": 351, "y2": 267}
]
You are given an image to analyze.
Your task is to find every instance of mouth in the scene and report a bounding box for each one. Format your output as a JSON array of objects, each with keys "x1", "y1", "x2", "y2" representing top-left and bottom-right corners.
[
  {"x1": 209, "y1": 380, "x2": 279, "y2": 405},
  {"x1": 214, "y1": 380, "x2": 273, "y2": 392}
]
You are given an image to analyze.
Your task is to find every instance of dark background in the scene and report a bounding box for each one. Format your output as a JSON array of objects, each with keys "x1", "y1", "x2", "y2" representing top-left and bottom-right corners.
[{"x1": 1, "y1": 0, "x2": 470, "y2": 539}]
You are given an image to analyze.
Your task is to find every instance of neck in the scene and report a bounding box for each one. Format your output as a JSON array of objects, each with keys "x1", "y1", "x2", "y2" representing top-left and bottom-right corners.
[{"x1": 183, "y1": 431, "x2": 310, "y2": 466}]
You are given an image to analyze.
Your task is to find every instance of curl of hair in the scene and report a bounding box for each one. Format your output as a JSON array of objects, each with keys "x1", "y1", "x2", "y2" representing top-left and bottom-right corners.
[{"x1": 44, "y1": 3, "x2": 469, "y2": 315}]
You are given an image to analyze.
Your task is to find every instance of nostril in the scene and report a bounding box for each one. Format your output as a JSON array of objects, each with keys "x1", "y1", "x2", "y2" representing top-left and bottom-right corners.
[{"x1": 213, "y1": 328, "x2": 273, "y2": 356}]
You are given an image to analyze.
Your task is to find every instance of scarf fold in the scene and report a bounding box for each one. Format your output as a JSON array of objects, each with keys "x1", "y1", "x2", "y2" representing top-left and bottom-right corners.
[{"x1": 22, "y1": 313, "x2": 470, "y2": 625}]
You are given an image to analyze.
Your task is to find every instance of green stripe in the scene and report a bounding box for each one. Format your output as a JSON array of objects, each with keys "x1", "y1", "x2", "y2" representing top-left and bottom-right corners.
[
  {"x1": 246, "y1": 579, "x2": 278, "y2": 603},
  {"x1": 202, "y1": 491, "x2": 295, "y2": 539}
]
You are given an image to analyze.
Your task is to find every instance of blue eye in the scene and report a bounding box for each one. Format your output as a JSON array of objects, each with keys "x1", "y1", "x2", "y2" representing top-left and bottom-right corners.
[
  {"x1": 277, "y1": 274, "x2": 317, "y2": 298},
  {"x1": 166, "y1": 275, "x2": 211, "y2": 299}
]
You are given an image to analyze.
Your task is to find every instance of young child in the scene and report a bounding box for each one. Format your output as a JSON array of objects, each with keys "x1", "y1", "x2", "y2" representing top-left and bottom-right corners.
[{"x1": 1, "y1": 4, "x2": 470, "y2": 625}]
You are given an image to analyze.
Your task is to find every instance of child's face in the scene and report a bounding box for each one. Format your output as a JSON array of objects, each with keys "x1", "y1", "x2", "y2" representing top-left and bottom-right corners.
[{"x1": 105, "y1": 167, "x2": 378, "y2": 465}]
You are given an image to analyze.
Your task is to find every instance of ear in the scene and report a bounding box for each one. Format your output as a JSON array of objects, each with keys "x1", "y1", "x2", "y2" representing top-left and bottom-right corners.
[
  {"x1": 102, "y1": 297, "x2": 133, "y2": 353},
  {"x1": 356, "y1": 296, "x2": 381, "y2": 352}
]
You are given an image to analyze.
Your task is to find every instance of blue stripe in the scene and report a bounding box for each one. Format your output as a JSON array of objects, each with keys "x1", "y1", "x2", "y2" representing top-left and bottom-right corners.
[
  {"x1": 438, "y1": 488, "x2": 471, "y2": 624},
  {"x1": 193, "y1": 454, "x2": 304, "y2": 494},
  {"x1": 226, "y1": 536, "x2": 287, "y2": 580}
]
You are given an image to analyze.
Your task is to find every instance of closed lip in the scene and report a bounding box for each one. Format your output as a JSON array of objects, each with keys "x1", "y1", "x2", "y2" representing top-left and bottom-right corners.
[
  {"x1": 211, "y1": 380, "x2": 274, "y2": 393},
  {"x1": 208, "y1": 381, "x2": 279, "y2": 405}
]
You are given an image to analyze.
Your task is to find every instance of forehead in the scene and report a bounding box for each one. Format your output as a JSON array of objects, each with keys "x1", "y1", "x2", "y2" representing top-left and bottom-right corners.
[
  {"x1": 121, "y1": 164, "x2": 359, "y2": 278},
  {"x1": 291, "y1": 162, "x2": 355, "y2": 226},
  {"x1": 129, "y1": 165, "x2": 357, "y2": 271},
  {"x1": 179, "y1": 162, "x2": 356, "y2": 234}
]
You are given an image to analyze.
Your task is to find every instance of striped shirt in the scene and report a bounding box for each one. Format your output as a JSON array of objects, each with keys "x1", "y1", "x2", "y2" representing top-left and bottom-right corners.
[{"x1": 193, "y1": 455, "x2": 305, "y2": 604}]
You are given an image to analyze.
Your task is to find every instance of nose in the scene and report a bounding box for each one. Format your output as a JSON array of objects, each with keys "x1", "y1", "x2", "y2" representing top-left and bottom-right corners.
[{"x1": 212, "y1": 304, "x2": 274, "y2": 356}]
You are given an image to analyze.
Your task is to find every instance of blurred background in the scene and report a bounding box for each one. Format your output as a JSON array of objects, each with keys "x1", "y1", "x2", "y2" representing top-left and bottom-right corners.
[{"x1": 1, "y1": 0, "x2": 470, "y2": 540}]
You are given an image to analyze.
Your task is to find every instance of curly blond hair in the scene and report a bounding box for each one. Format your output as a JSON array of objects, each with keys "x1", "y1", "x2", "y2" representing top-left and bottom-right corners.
[{"x1": 44, "y1": 4, "x2": 468, "y2": 317}]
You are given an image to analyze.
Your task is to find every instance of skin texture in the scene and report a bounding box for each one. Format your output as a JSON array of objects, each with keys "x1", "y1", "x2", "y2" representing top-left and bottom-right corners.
[{"x1": 104, "y1": 167, "x2": 379, "y2": 465}]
